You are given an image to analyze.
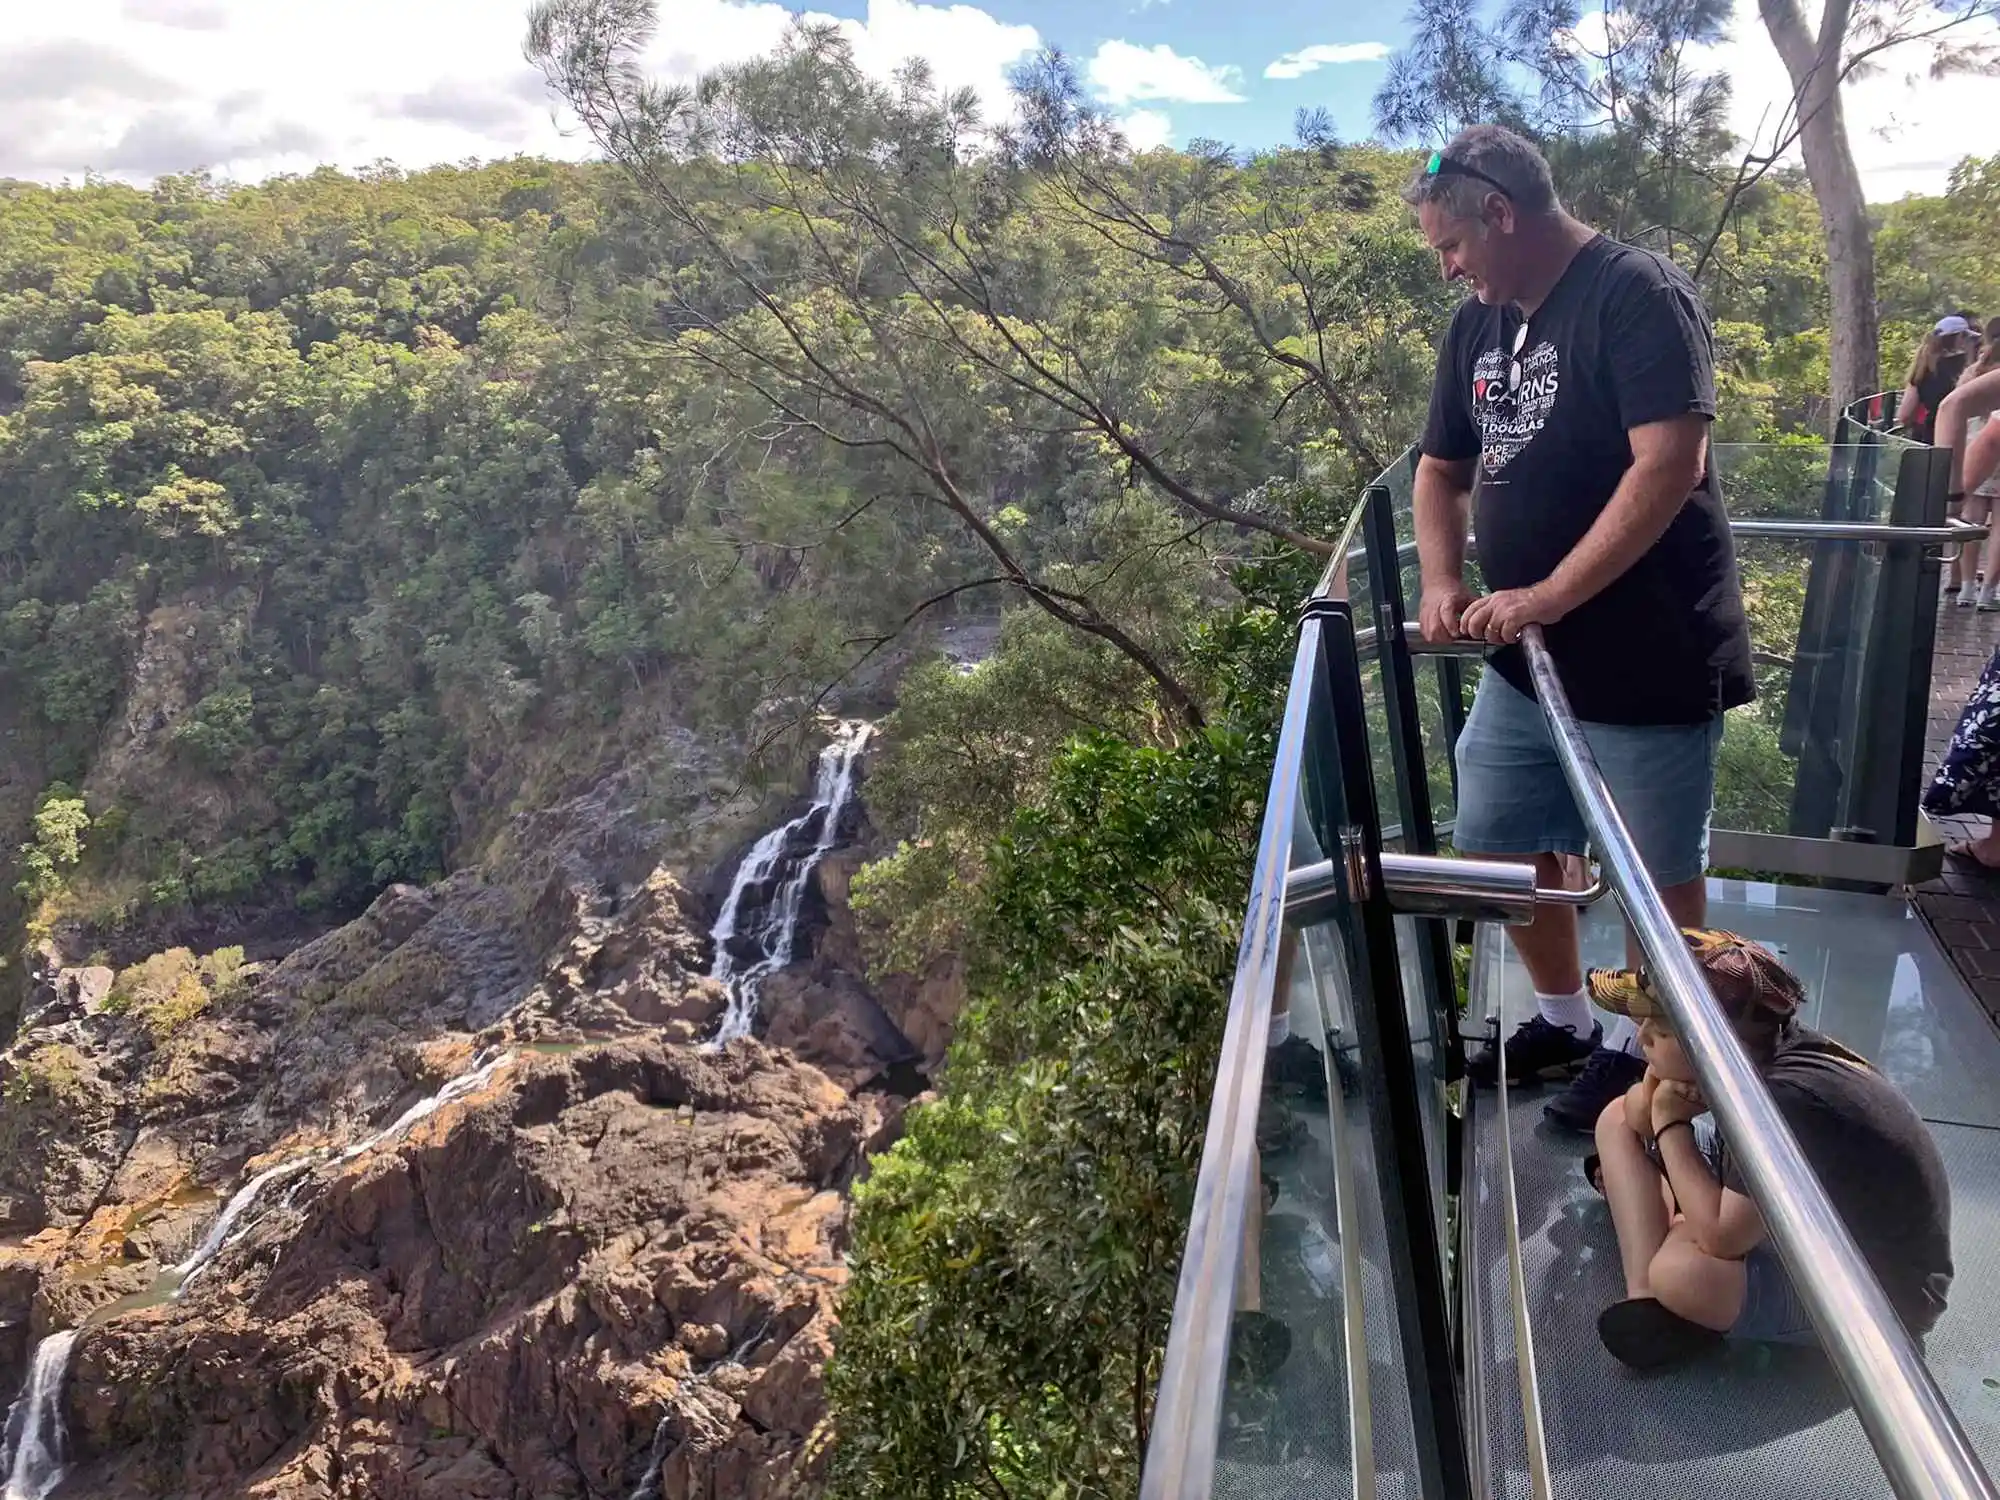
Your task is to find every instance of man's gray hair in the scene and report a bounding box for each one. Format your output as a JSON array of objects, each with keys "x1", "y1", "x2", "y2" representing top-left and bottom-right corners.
[{"x1": 1401, "y1": 125, "x2": 1560, "y2": 218}]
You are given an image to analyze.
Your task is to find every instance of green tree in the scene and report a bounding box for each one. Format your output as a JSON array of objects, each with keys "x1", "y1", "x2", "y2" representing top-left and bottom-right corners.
[{"x1": 829, "y1": 597, "x2": 1292, "y2": 1498}]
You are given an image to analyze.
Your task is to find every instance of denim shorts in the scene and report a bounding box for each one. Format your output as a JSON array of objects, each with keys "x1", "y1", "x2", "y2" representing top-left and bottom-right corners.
[
  {"x1": 1648, "y1": 1115, "x2": 1817, "y2": 1345},
  {"x1": 1453, "y1": 671, "x2": 1723, "y2": 887}
]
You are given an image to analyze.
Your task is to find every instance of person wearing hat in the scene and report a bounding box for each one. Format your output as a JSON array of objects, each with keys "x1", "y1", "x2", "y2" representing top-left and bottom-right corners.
[
  {"x1": 1585, "y1": 930, "x2": 1952, "y2": 1370},
  {"x1": 1901, "y1": 314, "x2": 1978, "y2": 451}
]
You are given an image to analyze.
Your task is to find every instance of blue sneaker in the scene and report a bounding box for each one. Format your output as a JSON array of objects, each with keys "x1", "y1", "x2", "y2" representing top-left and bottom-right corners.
[
  {"x1": 1466, "y1": 1016, "x2": 1601, "y2": 1086},
  {"x1": 1543, "y1": 1045, "x2": 1646, "y2": 1134}
]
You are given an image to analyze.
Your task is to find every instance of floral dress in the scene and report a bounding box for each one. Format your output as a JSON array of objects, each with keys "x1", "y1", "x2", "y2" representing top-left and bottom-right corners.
[{"x1": 1926, "y1": 647, "x2": 2000, "y2": 819}]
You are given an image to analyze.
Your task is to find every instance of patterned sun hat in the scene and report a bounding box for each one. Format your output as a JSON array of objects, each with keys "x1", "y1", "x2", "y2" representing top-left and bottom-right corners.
[{"x1": 1587, "y1": 929, "x2": 1805, "y2": 1024}]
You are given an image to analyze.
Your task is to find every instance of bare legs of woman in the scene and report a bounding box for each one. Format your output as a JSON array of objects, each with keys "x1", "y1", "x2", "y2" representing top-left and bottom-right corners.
[
  {"x1": 1963, "y1": 422, "x2": 2000, "y2": 603},
  {"x1": 1961, "y1": 496, "x2": 1993, "y2": 606},
  {"x1": 1958, "y1": 501, "x2": 1985, "y2": 599}
]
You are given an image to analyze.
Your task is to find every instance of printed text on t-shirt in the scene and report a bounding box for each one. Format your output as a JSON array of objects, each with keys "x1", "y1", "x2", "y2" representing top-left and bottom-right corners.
[{"x1": 1472, "y1": 340, "x2": 1560, "y2": 476}]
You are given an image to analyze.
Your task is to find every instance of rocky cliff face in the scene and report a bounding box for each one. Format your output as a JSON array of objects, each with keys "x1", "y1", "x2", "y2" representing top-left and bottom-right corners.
[{"x1": 0, "y1": 744, "x2": 941, "y2": 1499}]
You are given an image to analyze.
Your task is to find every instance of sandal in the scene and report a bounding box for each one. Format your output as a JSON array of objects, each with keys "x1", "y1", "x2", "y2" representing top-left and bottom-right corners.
[
  {"x1": 1946, "y1": 840, "x2": 2000, "y2": 870},
  {"x1": 1598, "y1": 1297, "x2": 1723, "y2": 1371}
]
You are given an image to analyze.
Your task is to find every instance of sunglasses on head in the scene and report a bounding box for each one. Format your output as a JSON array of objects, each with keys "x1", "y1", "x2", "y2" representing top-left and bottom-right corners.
[{"x1": 1426, "y1": 150, "x2": 1515, "y2": 200}]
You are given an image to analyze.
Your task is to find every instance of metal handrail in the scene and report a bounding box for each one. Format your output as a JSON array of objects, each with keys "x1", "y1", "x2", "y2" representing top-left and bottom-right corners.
[
  {"x1": 1350, "y1": 516, "x2": 1989, "y2": 571},
  {"x1": 1138, "y1": 625, "x2": 1310, "y2": 1499},
  {"x1": 1142, "y1": 488, "x2": 1379, "y2": 1499},
  {"x1": 1519, "y1": 623, "x2": 1999, "y2": 1500},
  {"x1": 1287, "y1": 853, "x2": 1608, "y2": 927},
  {"x1": 1730, "y1": 517, "x2": 1985, "y2": 543},
  {"x1": 1139, "y1": 629, "x2": 1309, "y2": 1499}
]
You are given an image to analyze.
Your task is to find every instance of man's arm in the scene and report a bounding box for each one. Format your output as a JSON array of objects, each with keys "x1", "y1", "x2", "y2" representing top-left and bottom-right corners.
[
  {"x1": 1941, "y1": 370, "x2": 2000, "y2": 493},
  {"x1": 1461, "y1": 414, "x2": 1708, "y2": 644},
  {"x1": 1415, "y1": 453, "x2": 1477, "y2": 641}
]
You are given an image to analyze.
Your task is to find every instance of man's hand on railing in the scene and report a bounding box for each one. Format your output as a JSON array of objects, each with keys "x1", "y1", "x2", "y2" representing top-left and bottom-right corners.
[
  {"x1": 1418, "y1": 579, "x2": 1478, "y2": 642},
  {"x1": 1461, "y1": 582, "x2": 1573, "y2": 646}
]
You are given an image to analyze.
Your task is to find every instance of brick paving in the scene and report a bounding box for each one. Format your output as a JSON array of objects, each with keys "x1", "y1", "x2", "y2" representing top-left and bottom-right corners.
[{"x1": 1911, "y1": 595, "x2": 2000, "y2": 1019}]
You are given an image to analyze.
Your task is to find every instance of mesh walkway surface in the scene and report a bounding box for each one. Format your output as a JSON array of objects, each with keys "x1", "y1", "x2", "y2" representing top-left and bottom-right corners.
[{"x1": 1469, "y1": 881, "x2": 2000, "y2": 1500}]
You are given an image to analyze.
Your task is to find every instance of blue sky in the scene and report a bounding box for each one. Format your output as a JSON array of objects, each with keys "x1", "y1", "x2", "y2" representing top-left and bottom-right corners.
[
  {"x1": 1, "y1": 0, "x2": 1995, "y2": 200},
  {"x1": 914, "y1": 0, "x2": 1400, "y2": 147}
]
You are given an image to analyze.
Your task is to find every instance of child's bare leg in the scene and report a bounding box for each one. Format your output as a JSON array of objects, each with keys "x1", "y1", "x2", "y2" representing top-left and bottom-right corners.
[
  {"x1": 1596, "y1": 1099, "x2": 1673, "y2": 1298},
  {"x1": 1644, "y1": 1221, "x2": 1749, "y2": 1332}
]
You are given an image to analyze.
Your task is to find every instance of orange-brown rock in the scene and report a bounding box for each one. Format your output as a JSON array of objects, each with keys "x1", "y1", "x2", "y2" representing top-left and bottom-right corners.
[
  {"x1": 61, "y1": 1040, "x2": 878, "y2": 1500},
  {"x1": 0, "y1": 756, "x2": 960, "y2": 1498}
]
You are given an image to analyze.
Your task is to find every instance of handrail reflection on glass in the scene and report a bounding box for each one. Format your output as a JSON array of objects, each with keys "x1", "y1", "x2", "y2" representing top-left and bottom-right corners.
[{"x1": 1518, "y1": 623, "x2": 2000, "y2": 1500}]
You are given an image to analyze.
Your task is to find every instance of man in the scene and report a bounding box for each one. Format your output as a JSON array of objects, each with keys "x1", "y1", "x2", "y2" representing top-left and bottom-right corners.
[{"x1": 1404, "y1": 125, "x2": 1754, "y2": 1131}]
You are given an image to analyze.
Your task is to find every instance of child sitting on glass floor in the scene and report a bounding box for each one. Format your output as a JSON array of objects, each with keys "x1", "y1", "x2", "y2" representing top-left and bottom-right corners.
[{"x1": 1585, "y1": 930, "x2": 1953, "y2": 1369}]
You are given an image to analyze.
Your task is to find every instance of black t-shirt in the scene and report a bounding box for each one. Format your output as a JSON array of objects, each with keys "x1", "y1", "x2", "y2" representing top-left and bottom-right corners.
[
  {"x1": 1420, "y1": 235, "x2": 1754, "y2": 725},
  {"x1": 1909, "y1": 359, "x2": 1967, "y2": 445},
  {"x1": 1715, "y1": 1027, "x2": 1953, "y2": 1335}
]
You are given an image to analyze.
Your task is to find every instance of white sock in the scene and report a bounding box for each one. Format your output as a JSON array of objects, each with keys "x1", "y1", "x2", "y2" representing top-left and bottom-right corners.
[
  {"x1": 1605, "y1": 1017, "x2": 1642, "y2": 1056},
  {"x1": 1535, "y1": 989, "x2": 1593, "y2": 1035},
  {"x1": 1268, "y1": 1010, "x2": 1291, "y2": 1047}
]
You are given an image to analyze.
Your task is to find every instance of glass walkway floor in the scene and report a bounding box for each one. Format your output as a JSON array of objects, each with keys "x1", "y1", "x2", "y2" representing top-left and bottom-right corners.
[{"x1": 1469, "y1": 880, "x2": 2000, "y2": 1500}]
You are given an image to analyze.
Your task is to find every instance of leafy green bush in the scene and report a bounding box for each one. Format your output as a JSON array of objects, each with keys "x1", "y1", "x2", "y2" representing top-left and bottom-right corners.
[
  {"x1": 103, "y1": 945, "x2": 246, "y2": 1043},
  {"x1": 828, "y1": 596, "x2": 1290, "y2": 1498},
  {"x1": 15, "y1": 783, "x2": 92, "y2": 907}
]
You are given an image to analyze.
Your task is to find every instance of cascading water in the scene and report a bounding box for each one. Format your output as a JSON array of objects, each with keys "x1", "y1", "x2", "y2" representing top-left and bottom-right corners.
[
  {"x1": 334, "y1": 1049, "x2": 513, "y2": 1163},
  {"x1": 708, "y1": 722, "x2": 872, "y2": 1045},
  {"x1": 0, "y1": 1049, "x2": 520, "y2": 1494},
  {"x1": 1, "y1": 1329, "x2": 79, "y2": 1500},
  {"x1": 166, "y1": 1051, "x2": 517, "y2": 1301},
  {"x1": 170, "y1": 1157, "x2": 317, "y2": 1297}
]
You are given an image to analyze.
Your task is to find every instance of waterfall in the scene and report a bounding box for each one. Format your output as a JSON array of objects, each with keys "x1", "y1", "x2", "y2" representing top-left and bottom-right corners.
[
  {"x1": 1, "y1": 1329, "x2": 79, "y2": 1500},
  {"x1": 709, "y1": 722, "x2": 872, "y2": 1045},
  {"x1": 171, "y1": 1157, "x2": 316, "y2": 1297},
  {"x1": 172, "y1": 1050, "x2": 514, "y2": 1300},
  {"x1": 628, "y1": 1414, "x2": 671, "y2": 1500},
  {"x1": 334, "y1": 1049, "x2": 513, "y2": 1164}
]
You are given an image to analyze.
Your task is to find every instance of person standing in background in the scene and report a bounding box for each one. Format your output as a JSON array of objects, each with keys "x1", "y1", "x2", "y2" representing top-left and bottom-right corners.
[
  {"x1": 1404, "y1": 124, "x2": 1753, "y2": 1133},
  {"x1": 1903, "y1": 315, "x2": 1977, "y2": 455},
  {"x1": 1927, "y1": 365, "x2": 2000, "y2": 865},
  {"x1": 1953, "y1": 317, "x2": 2000, "y2": 609}
]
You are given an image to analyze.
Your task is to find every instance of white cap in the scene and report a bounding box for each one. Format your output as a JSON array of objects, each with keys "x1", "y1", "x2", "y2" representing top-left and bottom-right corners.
[{"x1": 1935, "y1": 315, "x2": 1973, "y2": 336}]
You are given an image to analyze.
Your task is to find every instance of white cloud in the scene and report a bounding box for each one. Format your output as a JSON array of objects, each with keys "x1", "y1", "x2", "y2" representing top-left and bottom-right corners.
[
  {"x1": 816, "y1": 0, "x2": 1040, "y2": 113},
  {"x1": 1087, "y1": 40, "x2": 1245, "y2": 106},
  {"x1": 1263, "y1": 42, "x2": 1392, "y2": 80},
  {"x1": 120, "y1": 0, "x2": 227, "y2": 27},
  {"x1": 0, "y1": 0, "x2": 1042, "y2": 185},
  {"x1": 1555, "y1": 11, "x2": 1614, "y2": 60},
  {"x1": 1118, "y1": 109, "x2": 1175, "y2": 150},
  {"x1": 1708, "y1": 0, "x2": 2000, "y2": 201}
]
